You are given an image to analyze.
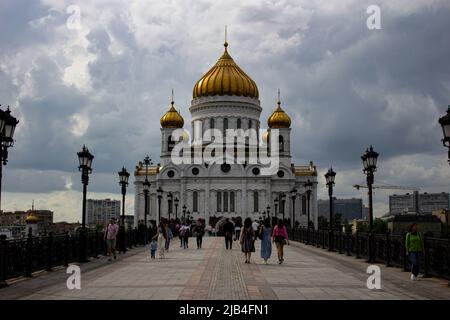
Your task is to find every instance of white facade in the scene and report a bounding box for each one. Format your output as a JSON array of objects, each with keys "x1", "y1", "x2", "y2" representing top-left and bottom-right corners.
[{"x1": 134, "y1": 46, "x2": 318, "y2": 228}]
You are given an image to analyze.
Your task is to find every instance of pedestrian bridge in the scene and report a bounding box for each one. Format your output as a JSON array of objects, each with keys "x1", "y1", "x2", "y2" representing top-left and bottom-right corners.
[{"x1": 0, "y1": 237, "x2": 449, "y2": 300}]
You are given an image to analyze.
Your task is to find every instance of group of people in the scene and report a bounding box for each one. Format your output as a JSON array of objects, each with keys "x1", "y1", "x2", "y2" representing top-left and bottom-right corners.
[
  {"x1": 222, "y1": 217, "x2": 289, "y2": 265},
  {"x1": 102, "y1": 216, "x2": 425, "y2": 282}
]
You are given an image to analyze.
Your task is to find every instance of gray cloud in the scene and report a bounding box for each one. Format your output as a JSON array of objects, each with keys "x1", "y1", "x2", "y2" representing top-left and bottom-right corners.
[{"x1": 0, "y1": 0, "x2": 449, "y2": 220}]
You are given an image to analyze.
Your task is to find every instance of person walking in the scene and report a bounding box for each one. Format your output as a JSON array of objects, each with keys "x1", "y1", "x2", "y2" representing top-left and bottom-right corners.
[
  {"x1": 180, "y1": 222, "x2": 190, "y2": 249},
  {"x1": 234, "y1": 219, "x2": 242, "y2": 241},
  {"x1": 194, "y1": 220, "x2": 205, "y2": 249},
  {"x1": 223, "y1": 218, "x2": 234, "y2": 250},
  {"x1": 157, "y1": 221, "x2": 167, "y2": 259},
  {"x1": 406, "y1": 223, "x2": 424, "y2": 280},
  {"x1": 240, "y1": 217, "x2": 255, "y2": 263},
  {"x1": 272, "y1": 219, "x2": 289, "y2": 264},
  {"x1": 259, "y1": 218, "x2": 272, "y2": 264},
  {"x1": 165, "y1": 224, "x2": 173, "y2": 252},
  {"x1": 150, "y1": 238, "x2": 157, "y2": 259},
  {"x1": 104, "y1": 218, "x2": 119, "y2": 261}
]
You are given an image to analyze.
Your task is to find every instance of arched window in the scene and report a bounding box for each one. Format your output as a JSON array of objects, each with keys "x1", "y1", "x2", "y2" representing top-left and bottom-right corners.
[
  {"x1": 193, "y1": 191, "x2": 198, "y2": 212},
  {"x1": 223, "y1": 118, "x2": 228, "y2": 133},
  {"x1": 230, "y1": 192, "x2": 235, "y2": 212},
  {"x1": 279, "y1": 135, "x2": 284, "y2": 153},
  {"x1": 302, "y1": 195, "x2": 306, "y2": 215},
  {"x1": 237, "y1": 118, "x2": 241, "y2": 129},
  {"x1": 168, "y1": 135, "x2": 175, "y2": 151},
  {"x1": 217, "y1": 191, "x2": 222, "y2": 212},
  {"x1": 223, "y1": 192, "x2": 229, "y2": 212},
  {"x1": 253, "y1": 191, "x2": 259, "y2": 212},
  {"x1": 248, "y1": 119, "x2": 252, "y2": 129},
  {"x1": 210, "y1": 118, "x2": 215, "y2": 129}
]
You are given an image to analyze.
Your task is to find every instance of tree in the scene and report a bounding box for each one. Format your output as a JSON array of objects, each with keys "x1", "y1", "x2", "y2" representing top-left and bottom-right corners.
[{"x1": 318, "y1": 216, "x2": 328, "y2": 230}]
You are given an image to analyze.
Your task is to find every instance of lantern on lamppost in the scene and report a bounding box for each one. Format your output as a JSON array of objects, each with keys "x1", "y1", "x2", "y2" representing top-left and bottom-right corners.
[
  {"x1": 304, "y1": 179, "x2": 313, "y2": 245},
  {"x1": 438, "y1": 106, "x2": 450, "y2": 164},
  {"x1": 157, "y1": 186, "x2": 163, "y2": 223},
  {"x1": 0, "y1": 106, "x2": 19, "y2": 214},
  {"x1": 77, "y1": 145, "x2": 94, "y2": 262},
  {"x1": 174, "y1": 197, "x2": 179, "y2": 221},
  {"x1": 118, "y1": 167, "x2": 130, "y2": 253},
  {"x1": 290, "y1": 188, "x2": 297, "y2": 228},
  {"x1": 361, "y1": 145, "x2": 379, "y2": 263},
  {"x1": 325, "y1": 167, "x2": 336, "y2": 252}
]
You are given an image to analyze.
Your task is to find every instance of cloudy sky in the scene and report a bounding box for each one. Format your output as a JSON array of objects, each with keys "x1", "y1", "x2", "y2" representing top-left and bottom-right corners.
[{"x1": 0, "y1": 0, "x2": 449, "y2": 222}]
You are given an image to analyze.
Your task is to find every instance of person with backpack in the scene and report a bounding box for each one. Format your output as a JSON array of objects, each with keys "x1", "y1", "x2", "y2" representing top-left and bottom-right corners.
[
  {"x1": 223, "y1": 218, "x2": 234, "y2": 250},
  {"x1": 240, "y1": 218, "x2": 256, "y2": 263},
  {"x1": 259, "y1": 218, "x2": 272, "y2": 264},
  {"x1": 194, "y1": 220, "x2": 205, "y2": 249},
  {"x1": 180, "y1": 222, "x2": 190, "y2": 249},
  {"x1": 272, "y1": 219, "x2": 289, "y2": 264},
  {"x1": 406, "y1": 223, "x2": 424, "y2": 280}
]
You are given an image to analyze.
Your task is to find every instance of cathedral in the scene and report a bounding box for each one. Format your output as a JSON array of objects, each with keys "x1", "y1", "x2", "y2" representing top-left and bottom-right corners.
[{"x1": 134, "y1": 39, "x2": 318, "y2": 228}]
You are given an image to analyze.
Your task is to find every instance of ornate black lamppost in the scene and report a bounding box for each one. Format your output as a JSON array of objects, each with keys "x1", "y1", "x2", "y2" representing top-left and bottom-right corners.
[
  {"x1": 305, "y1": 179, "x2": 313, "y2": 245},
  {"x1": 142, "y1": 156, "x2": 152, "y2": 245},
  {"x1": 280, "y1": 193, "x2": 286, "y2": 221},
  {"x1": 77, "y1": 145, "x2": 94, "y2": 262},
  {"x1": 174, "y1": 197, "x2": 179, "y2": 220},
  {"x1": 361, "y1": 145, "x2": 379, "y2": 263},
  {"x1": 290, "y1": 188, "x2": 297, "y2": 228},
  {"x1": 274, "y1": 197, "x2": 279, "y2": 218},
  {"x1": 157, "y1": 186, "x2": 163, "y2": 223},
  {"x1": 186, "y1": 210, "x2": 191, "y2": 223},
  {"x1": 0, "y1": 106, "x2": 19, "y2": 213},
  {"x1": 325, "y1": 167, "x2": 336, "y2": 252},
  {"x1": 118, "y1": 167, "x2": 130, "y2": 253},
  {"x1": 266, "y1": 205, "x2": 270, "y2": 219},
  {"x1": 438, "y1": 107, "x2": 450, "y2": 287},
  {"x1": 182, "y1": 205, "x2": 187, "y2": 220},
  {"x1": 167, "y1": 192, "x2": 173, "y2": 221},
  {"x1": 439, "y1": 106, "x2": 450, "y2": 164}
]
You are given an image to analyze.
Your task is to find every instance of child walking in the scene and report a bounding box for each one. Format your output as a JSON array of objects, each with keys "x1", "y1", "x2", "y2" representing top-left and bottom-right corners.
[{"x1": 150, "y1": 238, "x2": 157, "y2": 259}]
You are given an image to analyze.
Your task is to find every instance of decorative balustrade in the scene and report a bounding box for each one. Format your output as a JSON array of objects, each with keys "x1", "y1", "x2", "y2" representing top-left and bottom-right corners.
[{"x1": 287, "y1": 227, "x2": 450, "y2": 281}]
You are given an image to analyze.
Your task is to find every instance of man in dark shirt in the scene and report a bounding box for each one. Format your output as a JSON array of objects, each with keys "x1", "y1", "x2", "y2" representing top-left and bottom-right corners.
[{"x1": 223, "y1": 218, "x2": 235, "y2": 250}]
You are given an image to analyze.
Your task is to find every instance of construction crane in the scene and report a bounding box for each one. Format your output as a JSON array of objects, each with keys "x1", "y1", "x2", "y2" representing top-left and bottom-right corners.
[
  {"x1": 353, "y1": 183, "x2": 421, "y2": 214},
  {"x1": 353, "y1": 184, "x2": 420, "y2": 191}
]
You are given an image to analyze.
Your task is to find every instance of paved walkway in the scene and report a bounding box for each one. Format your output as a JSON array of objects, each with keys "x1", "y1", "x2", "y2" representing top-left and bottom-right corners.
[{"x1": 1, "y1": 237, "x2": 449, "y2": 300}]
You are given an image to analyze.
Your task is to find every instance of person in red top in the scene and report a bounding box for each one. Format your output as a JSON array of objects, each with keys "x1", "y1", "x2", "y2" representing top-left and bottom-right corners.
[
  {"x1": 104, "y1": 218, "x2": 119, "y2": 261},
  {"x1": 272, "y1": 219, "x2": 289, "y2": 264}
]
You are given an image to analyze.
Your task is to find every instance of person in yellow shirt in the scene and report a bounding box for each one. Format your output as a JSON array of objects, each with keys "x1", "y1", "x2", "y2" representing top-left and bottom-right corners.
[{"x1": 405, "y1": 223, "x2": 424, "y2": 281}]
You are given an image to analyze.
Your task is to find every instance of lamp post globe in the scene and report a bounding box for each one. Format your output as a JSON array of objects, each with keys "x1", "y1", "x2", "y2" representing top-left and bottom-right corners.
[
  {"x1": 325, "y1": 167, "x2": 336, "y2": 251},
  {"x1": 77, "y1": 145, "x2": 94, "y2": 262}
]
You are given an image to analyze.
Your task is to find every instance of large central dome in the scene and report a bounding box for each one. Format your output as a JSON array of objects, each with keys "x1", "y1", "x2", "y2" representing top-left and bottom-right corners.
[{"x1": 193, "y1": 42, "x2": 259, "y2": 99}]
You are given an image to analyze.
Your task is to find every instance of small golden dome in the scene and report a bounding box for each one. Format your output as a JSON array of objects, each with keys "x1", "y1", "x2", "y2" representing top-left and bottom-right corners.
[
  {"x1": 160, "y1": 101, "x2": 184, "y2": 128},
  {"x1": 26, "y1": 214, "x2": 39, "y2": 224},
  {"x1": 268, "y1": 99, "x2": 291, "y2": 129},
  {"x1": 193, "y1": 43, "x2": 259, "y2": 99}
]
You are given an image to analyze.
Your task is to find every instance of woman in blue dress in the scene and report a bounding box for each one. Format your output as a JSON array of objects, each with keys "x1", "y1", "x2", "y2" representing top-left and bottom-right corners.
[{"x1": 259, "y1": 218, "x2": 272, "y2": 264}]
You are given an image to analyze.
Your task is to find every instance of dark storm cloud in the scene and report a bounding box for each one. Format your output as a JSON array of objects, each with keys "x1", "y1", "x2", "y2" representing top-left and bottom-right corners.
[{"x1": 0, "y1": 0, "x2": 448, "y2": 217}]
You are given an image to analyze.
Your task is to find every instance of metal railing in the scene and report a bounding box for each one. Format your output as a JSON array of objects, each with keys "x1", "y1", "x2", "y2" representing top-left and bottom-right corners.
[
  {"x1": 0, "y1": 228, "x2": 153, "y2": 285},
  {"x1": 288, "y1": 227, "x2": 450, "y2": 281}
]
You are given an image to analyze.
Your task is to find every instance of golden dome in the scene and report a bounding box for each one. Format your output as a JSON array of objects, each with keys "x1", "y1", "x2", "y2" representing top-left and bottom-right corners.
[
  {"x1": 193, "y1": 42, "x2": 259, "y2": 99},
  {"x1": 160, "y1": 101, "x2": 184, "y2": 128},
  {"x1": 268, "y1": 99, "x2": 291, "y2": 129},
  {"x1": 26, "y1": 213, "x2": 39, "y2": 224}
]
